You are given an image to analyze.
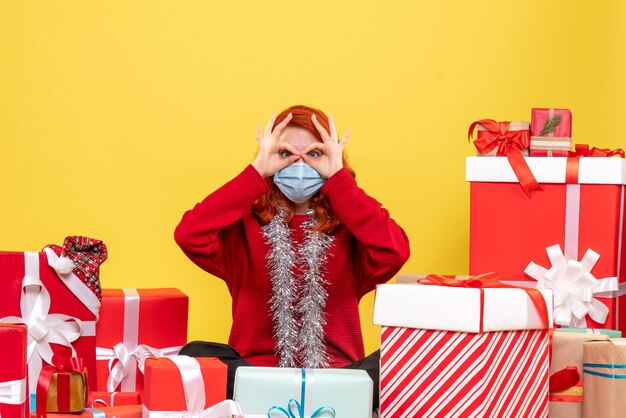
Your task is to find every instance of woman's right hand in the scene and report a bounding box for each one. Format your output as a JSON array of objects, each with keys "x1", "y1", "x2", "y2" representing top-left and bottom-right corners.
[{"x1": 252, "y1": 112, "x2": 300, "y2": 178}]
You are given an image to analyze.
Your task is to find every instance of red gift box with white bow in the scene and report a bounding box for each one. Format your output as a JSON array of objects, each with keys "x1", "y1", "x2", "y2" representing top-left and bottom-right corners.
[
  {"x1": 0, "y1": 324, "x2": 28, "y2": 418},
  {"x1": 467, "y1": 154, "x2": 626, "y2": 332}
]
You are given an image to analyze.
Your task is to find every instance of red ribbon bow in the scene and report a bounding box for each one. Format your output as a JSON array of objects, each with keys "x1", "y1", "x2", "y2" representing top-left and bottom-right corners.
[
  {"x1": 469, "y1": 119, "x2": 542, "y2": 198},
  {"x1": 36, "y1": 349, "x2": 87, "y2": 418},
  {"x1": 549, "y1": 366, "x2": 580, "y2": 394},
  {"x1": 418, "y1": 272, "x2": 550, "y2": 332},
  {"x1": 565, "y1": 144, "x2": 625, "y2": 184}
]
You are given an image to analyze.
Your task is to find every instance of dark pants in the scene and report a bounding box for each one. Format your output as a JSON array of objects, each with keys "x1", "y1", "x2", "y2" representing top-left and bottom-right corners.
[{"x1": 179, "y1": 341, "x2": 380, "y2": 410}]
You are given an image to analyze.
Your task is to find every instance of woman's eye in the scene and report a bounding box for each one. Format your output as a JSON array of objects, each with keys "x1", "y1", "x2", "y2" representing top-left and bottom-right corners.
[
  {"x1": 307, "y1": 150, "x2": 321, "y2": 158},
  {"x1": 279, "y1": 150, "x2": 292, "y2": 158}
]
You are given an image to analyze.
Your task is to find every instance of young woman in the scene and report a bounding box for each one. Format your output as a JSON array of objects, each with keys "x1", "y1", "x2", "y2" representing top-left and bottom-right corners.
[{"x1": 174, "y1": 105, "x2": 410, "y2": 407}]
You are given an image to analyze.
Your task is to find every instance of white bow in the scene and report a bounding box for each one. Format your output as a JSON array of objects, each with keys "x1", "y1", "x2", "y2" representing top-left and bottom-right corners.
[
  {"x1": 525, "y1": 244, "x2": 619, "y2": 327},
  {"x1": 96, "y1": 343, "x2": 182, "y2": 391},
  {"x1": 143, "y1": 356, "x2": 243, "y2": 418},
  {"x1": 0, "y1": 253, "x2": 84, "y2": 394}
]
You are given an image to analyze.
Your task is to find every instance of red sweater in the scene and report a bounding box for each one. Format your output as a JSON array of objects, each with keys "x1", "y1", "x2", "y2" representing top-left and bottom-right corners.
[{"x1": 174, "y1": 165, "x2": 410, "y2": 367}]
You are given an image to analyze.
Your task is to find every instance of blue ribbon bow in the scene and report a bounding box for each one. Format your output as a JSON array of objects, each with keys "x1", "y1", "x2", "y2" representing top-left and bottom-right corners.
[{"x1": 267, "y1": 369, "x2": 336, "y2": 418}]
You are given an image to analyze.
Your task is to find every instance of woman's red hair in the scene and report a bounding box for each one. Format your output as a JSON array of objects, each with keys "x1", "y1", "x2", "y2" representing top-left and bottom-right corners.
[{"x1": 252, "y1": 105, "x2": 356, "y2": 233}]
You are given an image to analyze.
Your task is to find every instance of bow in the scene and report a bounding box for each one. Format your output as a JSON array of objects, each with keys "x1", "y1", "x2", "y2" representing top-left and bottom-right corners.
[
  {"x1": 36, "y1": 350, "x2": 87, "y2": 418},
  {"x1": 569, "y1": 144, "x2": 625, "y2": 158},
  {"x1": 0, "y1": 253, "x2": 84, "y2": 395},
  {"x1": 267, "y1": 369, "x2": 336, "y2": 418},
  {"x1": 525, "y1": 245, "x2": 619, "y2": 327},
  {"x1": 468, "y1": 119, "x2": 542, "y2": 197},
  {"x1": 549, "y1": 366, "x2": 580, "y2": 394}
]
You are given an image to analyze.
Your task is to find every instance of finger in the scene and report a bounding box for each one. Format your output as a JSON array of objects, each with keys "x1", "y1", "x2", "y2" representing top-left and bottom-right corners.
[
  {"x1": 272, "y1": 112, "x2": 293, "y2": 136},
  {"x1": 256, "y1": 123, "x2": 263, "y2": 144},
  {"x1": 311, "y1": 114, "x2": 331, "y2": 142},
  {"x1": 278, "y1": 141, "x2": 301, "y2": 157},
  {"x1": 339, "y1": 129, "x2": 351, "y2": 147},
  {"x1": 264, "y1": 113, "x2": 277, "y2": 138},
  {"x1": 277, "y1": 154, "x2": 301, "y2": 171},
  {"x1": 301, "y1": 142, "x2": 324, "y2": 156},
  {"x1": 328, "y1": 114, "x2": 338, "y2": 141}
]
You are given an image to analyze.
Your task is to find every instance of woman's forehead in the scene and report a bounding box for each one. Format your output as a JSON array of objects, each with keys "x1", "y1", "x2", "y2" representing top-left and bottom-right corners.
[{"x1": 278, "y1": 126, "x2": 321, "y2": 150}]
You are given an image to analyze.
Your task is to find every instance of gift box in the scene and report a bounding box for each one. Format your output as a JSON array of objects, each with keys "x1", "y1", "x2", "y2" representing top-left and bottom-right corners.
[
  {"x1": 36, "y1": 356, "x2": 88, "y2": 416},
  {"x1": 143, "y1": 356, "x2": 240, "y2": 418},
  {"x1": 233, "y1": 367, "x2": 372, "y2": 418},
  {"x1": 31, "y1": 405, "x2": 142, "y2": 418},
  {"x1": 0, "y1": 324, "x2": 28, "y2": 418},
  {"x1": 373, "y1": 277, "x2": 553, "y2": 418},
  {"x1": 582, "y1": 338, "x2": 626, "y2": 417},
  {"x1": 467, "y1": 155, "x2": 626, "y2": 331},
  {"x1": 95, "y1": 288, "x2": 188, "y2": 392},
  {"x1": 86, "y1": 392, "x2": 140, "y2": 408},
  {"x1": 0, "y1": 245, "x2": 103, "y2": 398},
  {"x1": 530, "y1": 108, "x2": 572, "y2": 157},
  {"x1": 558, "y1": 328, "x2": 622, "y2": 338},
  {"x1": 549, "y1": 331, "x2": 611, "y2": 418}
]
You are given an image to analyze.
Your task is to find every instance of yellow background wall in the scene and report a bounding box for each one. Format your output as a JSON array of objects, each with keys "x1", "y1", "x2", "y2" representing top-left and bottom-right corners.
[{"x1": 1, "y1": 1, "x2": 625, "y2": 355}]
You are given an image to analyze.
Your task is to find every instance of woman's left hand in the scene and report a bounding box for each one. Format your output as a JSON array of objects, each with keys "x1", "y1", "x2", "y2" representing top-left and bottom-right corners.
[{"x1": 300, "y1": 114, "x2": 350, "y2": 179}]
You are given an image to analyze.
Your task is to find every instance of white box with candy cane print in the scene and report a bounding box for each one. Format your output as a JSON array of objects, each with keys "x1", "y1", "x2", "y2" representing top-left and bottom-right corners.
[
  {"x1": 467, "y1": 154, "x2": 626, "y2": 332},
  {"x1": 373, "y1": 279, "x2": 553, "y2": 418},
  {"x1": 0, "y1": 236, "x2": 107, "y2": 405}
]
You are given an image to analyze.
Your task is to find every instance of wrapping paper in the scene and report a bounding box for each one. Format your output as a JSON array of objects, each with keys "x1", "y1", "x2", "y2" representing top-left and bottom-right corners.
[
  {"x1": 86, "y1": 392, "x2": 140, "y2": 408},
  {"x1": 530, "y1": 108, "x2": 572, "y2": 157},
  {"x1": 558, "y1": 328, "x2": 622, "y2": 338},
  {"x1": 467, "y1": 156, "x2": 626, "y2": 331},
  {"x1": 40, "y1": 367, "x2": 87, "y2": 413},
  {"x1": 473, "y1": 121, "x2": 531, "y2": 156},
  {"x1": 30, "y1": 405, "x2": 141, "y2": 418},
  {"x1": 95, "y1": 288, "x2": 188, "y2": 392},
  {"x1": 0, "y1": 252, "x2": 99, "y2": 396},
  {"x1": 142, "y1": 357, "x2": 227, "y2": 414},
  {"x1": 374, "y1": 281, "x2": 552, "y2": 418},
  {"x1": 582, "y1": 338, "x2": 626, "y2": 417},
  {"x1": 233, "y1": 367, "x2": 372, "y2": 418},
  {"x1": 0, "y1": 324, "x2": 28, "y2": 418},
  {"x1": 549, "y1": 332, "x2": 611, "y2": 418}
]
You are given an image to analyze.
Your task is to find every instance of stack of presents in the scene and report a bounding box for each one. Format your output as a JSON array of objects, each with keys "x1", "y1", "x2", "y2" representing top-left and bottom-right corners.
[{"x1": 1, "y1": 108, "x2": 625, "y2": 418}]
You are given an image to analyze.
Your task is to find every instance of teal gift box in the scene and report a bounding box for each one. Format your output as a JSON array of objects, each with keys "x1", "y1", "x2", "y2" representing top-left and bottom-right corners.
[
  {"x1": 233, "y1": 367, "x2": 372, "y2": 418},
  {"x1": 558, "y1": 328, "x2": 622, "y2": 338}
]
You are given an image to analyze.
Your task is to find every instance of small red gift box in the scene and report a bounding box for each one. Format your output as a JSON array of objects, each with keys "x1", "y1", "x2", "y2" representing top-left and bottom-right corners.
[
  {"x1": 30, "y1": 405, "x2": 142, "y2": 418},
  {"x1": 86, "y1": 392, "x2": 140, "y2": 408},
  {"x1": 0, "y1": 250, "x2": 101, "y2": 398},
  {"x1": 530, "y1": 108, "x2": 573, "y2": 156},
  {"x1": 143, "y1": 356, "x2": 232, "y2": 417},
  {"x1": 95, "y1": 288, "x2": 188, "y2": 392},
  {"x1": 467, "y1": 155, "x2": 626, "y2": 332},
  {"x1": 0, "y1": 324, "x2": 28, "y2": 418},
  {"x1": 36, "y1": 355, "x2": 88, "y2": 417}
]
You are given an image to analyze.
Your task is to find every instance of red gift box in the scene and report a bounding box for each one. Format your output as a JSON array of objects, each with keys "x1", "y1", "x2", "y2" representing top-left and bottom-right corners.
[
  {"x1": 373, "y1": 279, "x2": 552, "y2": 417},
  {"x1": 0, "y1": 251, "x2": 100, "y2": 397},
  {"x1": 0, "y1": 324, "x2": 28, "y2": 418},
  {"x1": 143, "y1": 356, "x2": 239, "y2": 418},
  {"x1": 87, "y1": 392, "x2": 140, "y2": 408},
  {"x1": 95, "y1": 289, "x2": 188, "y2": 392},
  {"x1": 30, "y1": 405, "x2": 142, "y2": 418},
  {"x1": 467, "y1": 155, "x2": 626, "y2": 331},
  {"x1": 530, "y1": 108, "x2": 572, "y2": 156}
]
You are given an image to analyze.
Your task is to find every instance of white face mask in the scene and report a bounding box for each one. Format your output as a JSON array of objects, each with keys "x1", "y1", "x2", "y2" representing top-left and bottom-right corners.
[{"x1": 273, "y1": 162, "x2": 325, "y2": 203}]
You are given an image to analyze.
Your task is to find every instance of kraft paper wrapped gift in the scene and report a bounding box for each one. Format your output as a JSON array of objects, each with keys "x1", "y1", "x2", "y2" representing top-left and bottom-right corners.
[
  {"x1": 0, "y1": 324, "x2": 28, "y2": 418},
  {"x1": 35, "y1": 356, "x2": 88, "y2": 418},
  {"x1": 86, "y1": 391, "x2": 141, "y2": 408},
  {"x1": 143, "y1": 356, "x2": 240, "y2": 418},
  {"x1": 373, "y1": 278, "x2": 553, "y2": 418},
  {"x1": 582, "y1": 338, "x2": 626, "y2": 417},
  {"x1": 233, "y1": 367, "x2": 372, "y2": 418},
  {"x1": 530, "y1": 108, "x2": 572, "y2": 157},
  {"x1": 95, "y1": 288, "x2": 188, "y2": 392},
  {"x1": 467, "y1": 155, "x2": 626, "y2": 332},
  {"x1": 0, "y1": 249, "x2": 102, "y2": 399},
  {"x1": 549, "y1": 331, "x2": 614, "y2": 418},
  {"x1": 30, "y1": 405, "x2": 142, "y2": 418}
]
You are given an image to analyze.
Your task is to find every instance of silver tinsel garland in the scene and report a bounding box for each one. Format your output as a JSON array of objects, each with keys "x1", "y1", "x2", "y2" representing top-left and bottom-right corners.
[{"x1": 262, "y1": 207, "x2": 334, "y2": 368}]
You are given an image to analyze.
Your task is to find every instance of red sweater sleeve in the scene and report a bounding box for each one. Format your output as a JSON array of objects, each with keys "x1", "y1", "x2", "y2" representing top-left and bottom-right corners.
[
  {"x1": 174, "y1": 165, "x2": 269, "y2": 288},
  {"x1": 321, "y1": 168, "x2": 410, "y2": 297}
]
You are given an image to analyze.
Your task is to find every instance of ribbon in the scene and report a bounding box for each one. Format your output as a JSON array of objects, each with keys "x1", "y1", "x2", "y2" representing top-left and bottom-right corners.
[
  {"x1": 142, "y1": 356, "x2": 243, "y2": 418},
  {"x1": 0, "y1": 378, "x2": 27, "y2": 406},
  {"x1": 583, "y1": 363, "x2": 626, "y2": 379},
  {"x1": 95, "y1": 289, "x2": 182, "y2": 391},
  {"x1": 0, "y1": 252, "x2": 87, "y2": 395},
  {"x1": 267, "y1": 369, "x2": 336, "y2": 418},
  {"x1": 418, "y1": 272, "x2": 550, "y2": 333},
  {"x1": 468, "y1": 119, "x2": 542, "y2": 197},
  {"x1": 549, "y1": 366, "x2": 580, "y2": 393},
  {"x1": 569, "y1": 144, "x2": 625, "y2": 159},
  {"x1": 36, "y1": 352, "x2": 87, "y2": 418},
  {"x1": 525, "y1": 245, "x2": 618, "y2": 328}
]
